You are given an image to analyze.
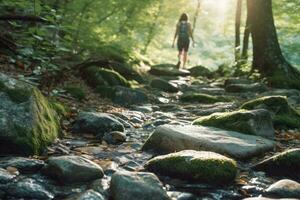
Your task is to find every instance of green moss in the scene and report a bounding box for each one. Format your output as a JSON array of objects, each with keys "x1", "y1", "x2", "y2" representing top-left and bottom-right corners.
[
  {"x1": 83, "y1": 67, "x2": 131, "y2": 88},
  {"x1": 181, "y1": 93, "x2": 231, "y2": 104},
  {"x1": 272, "y1": 149, "x2": 300, "y2": 168},
  {"x1": 49, "y1": 100, "x2": 68, "y2": 117},
  {"x1": 241, "y1": 96, "x2": 300, "y2": 128},
  {"x1": 145, "y1": 150, "x2": 237, "y2": 184},
  {"x1": 193, "y1": 110, "x2": 259, "y2": 135},
  {"x1": 64, "y1": 85, "x2": 86, "y2": 101},
  {"x1": 0, "y1": 81, "x2": 31, "y2": 103},
  {"x1": 10, "y1": 89, "x2": 60, "y2": 155}
]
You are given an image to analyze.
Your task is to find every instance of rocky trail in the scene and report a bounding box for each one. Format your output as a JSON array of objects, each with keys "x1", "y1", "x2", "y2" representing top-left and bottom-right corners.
[{"x1": 0, "y1": 63, "x2": 300, "y2": 200}]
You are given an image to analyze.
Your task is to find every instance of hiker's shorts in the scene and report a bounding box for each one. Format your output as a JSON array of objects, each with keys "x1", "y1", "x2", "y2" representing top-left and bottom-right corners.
[{"x1": 177, "y1": 37, "x2": 190, "y2": 52}]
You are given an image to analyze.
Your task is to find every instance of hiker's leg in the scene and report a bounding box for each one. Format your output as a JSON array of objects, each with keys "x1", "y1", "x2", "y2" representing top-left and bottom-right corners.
[
  {"x1": 177, "y1": 50, "x2": 182, "y2": 68},
  {"x1": 182, "y1": 50, "x2": 188, "y2": 68}
]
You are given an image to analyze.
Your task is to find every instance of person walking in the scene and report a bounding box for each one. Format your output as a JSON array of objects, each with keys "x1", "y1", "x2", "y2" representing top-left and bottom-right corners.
[{"x1": 172, "y1": 13, "x2": 195, "y2": 69}]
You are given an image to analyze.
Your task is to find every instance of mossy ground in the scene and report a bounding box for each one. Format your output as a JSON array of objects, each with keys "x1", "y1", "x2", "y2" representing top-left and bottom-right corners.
[
  {"x1": 193, "y1": 110, "x2": 261, "y2": 135},
  {"x1": 64, "y1": 84, "x2": 86, "y2": 101},
  {"x1": 181, "y1": 93, "x2": 231, "y2": 104},
  {"x1": 241, "y1": 96, "x2": 300, "y2": 128},
  {"x1": 145, "y1": 150, "x2": 237, "y2": 185}
]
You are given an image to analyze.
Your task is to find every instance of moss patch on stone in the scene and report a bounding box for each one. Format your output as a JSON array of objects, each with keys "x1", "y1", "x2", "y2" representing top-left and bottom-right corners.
[
  {"x1": 193, "y1": 109, "x2": 266, "y2": 136},
  {"x1": 10, "y1": 89, "x2": 60, "y2": 155},
  {"x1": 241, "y1": 96, "x2": 300, "y2": 128},
  {"x1": 253, "y1": 148, "x2": 300, "y2": 179},
  {"x1": 83, "y1": 66, "x2": 131, "y2": 88},
  {"x1": 0, "y1": 81, "x2": 31, "y2": 103},
  {"x1": 145, "y1": 150, "x2": 237, "y2": 185},
  {"x1": 181, "y1": 93, "x2": 231, "y2": 104}
]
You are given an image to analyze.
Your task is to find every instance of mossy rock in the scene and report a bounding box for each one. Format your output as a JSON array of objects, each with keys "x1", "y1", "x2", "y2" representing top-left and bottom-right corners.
[
  {"x1": 82, "y1": 66, "x2": 131, "y2": 88},
  {"x1": 0, "y1": 73, "x2": 60, "y2": 155},
  {"x1": 253, "y1": 148, "x2": 300, "y2": 179},
  {"x1": 145, "y1": 150, "x2": 237, "y2": 184},
  {"x1": 225, "y1": 83, "x2": 268, "y2": 93},
  {"x1": 150, "y1": 78, "x2": 179, "y2": 93},
  {"x1": 189, "y1": 65, "x2": 214, "y2": 78},
  {"x1": 241, "y1": 96, "x2": 300, "y2": 128},
  {"x1": 64, "y1": 85, "x2": 86, "y2": 101},
  {"x1": 181, "y1": 93, "x2": 231, "y2": 104},
  {"x1": 193, "y1": 109, "x2": 274, "y2": 138}
]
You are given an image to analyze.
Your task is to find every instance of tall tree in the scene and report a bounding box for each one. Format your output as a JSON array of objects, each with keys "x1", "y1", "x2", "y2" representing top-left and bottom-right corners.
[
  {"x1": 247, "y1": 0, "x2": 300, "y2": 89},
  {"x1": 235, "y1": 0, "x2": 242, "y2": 62}
]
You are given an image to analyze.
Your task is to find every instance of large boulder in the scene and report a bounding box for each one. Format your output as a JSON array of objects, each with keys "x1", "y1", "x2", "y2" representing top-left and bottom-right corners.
[
  {"x1": 180, "y1": 92, "x2": 231, "y2": 104},
  {"x1": 82, "y1": 67, "x2": 131, "y2": 88},
  {"x1": 73, "y1": 112, "x2": 124, "y2": 135},
  {"x1": 150, "y1": 78, "x2": 179, "y2": 93},
  {"x1": 189, "y1": 65, "x2": 214, "y2": 78},
  {"x1": 43, "y1": 156, "x2": 104, "y2": 183},
  {"x1": 145, "y1": 150, "x2": 237, "y2": 184},
  {"x1": 225, "y1": 83, "x2": 268, "y2": 93},
  {"x1": 193, "y1": 109, "x2": 275, "y2": 139},
  {"x1": 261, "y1": 89, "x2": 300, "y2": 106},
  {"x1": 0, "y1": 73, "x2": 61, "y2": 155},
  {"x1": 241, "y1": 96, "x2": 300, "y2": 128},
  {"x1": 252, "y1": 148, "x2": 300, "y2": 179},
  {"x1": 110, "y1": 171, "x2": 170, "y2": 200},
  {"x1": 265, "y1": 179, "x2": 300, "y2": 199},
  {"x1": 142, "y1": 125, "x2": 274, "y2": 160}
]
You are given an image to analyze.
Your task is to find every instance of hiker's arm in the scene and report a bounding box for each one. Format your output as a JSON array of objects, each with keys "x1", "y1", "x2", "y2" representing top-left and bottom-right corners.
[
  {"x1": 172, "y1": 24, "x2": 179, "y2": 47},
  {"x1": 188, "y1": 23, "x2": 195, "y2": 45}
]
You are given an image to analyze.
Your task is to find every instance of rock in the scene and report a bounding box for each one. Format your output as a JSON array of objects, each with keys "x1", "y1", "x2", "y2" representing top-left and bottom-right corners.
[
  {"x1": 193, "y1": 109, "x2": 275, "y2": 139},
  {"x1": 43, "y1": 156, "x2": 104, "y2": 183},
  {"x1": 265, "y1": 179, "x2": 300, "y2": 199},
  {"x1": 5, "y1": 178, "x2": 54, "y2": 199},
  {"x1": 225, "y1": 83, "x2": 268, "y2": 93},
  {"x1": 150, "y1": 78, "x2": 179, "y2": 93},
  {"x1": 189, "y1": 65, "x2": 214, "y2": 78},
  {"x1": 103, "y1": 131, "x2": 126, "y2": 145},
  {"x1": 145, "y1": 150, "x2": 237, "y2": 184},
  {"x1": 261, "y1": 89, "x2": 300, "y2": 106},
  {"x1": 89, "y1": 179, "x2": 107, "y2": 196},
  {"x1": 112, "y1": 86, "x2": 149, "y2": 106},
  {"x1": 149, "y1": 64, "x2": 190, "y2": 77},
  {"x1": 0, "y1": 157, "x2": 44, "y2": 173},
  {"x1": 241, "y1": 96, "x2": 300, "y2": 128},
  {"x1": 224, "y1": 78, "x2": 254, "y2": 86},
  {"x1": 180, "y1": 93, "x2": 231, "y2": 104},
  {"x1": 73, "y1": 112, "x2": 124, "y2": 135},
  {"x1": 110, "y1": 171, "x2": 170, "y2": 200},
  {"x1": 0, "y1": 168, "x2": 15, "y2": 184},
  {"x1": 142, "y1": 125, "x2": 274, "y2": 160},
  {"x1": 67, "y1": 190, "x2": 105, "y2": 200},
  {"x1": 82, "y1": 67, "x2": 130, "y2": 88},
  {"x1": 0, "y1": 73, "x2": 61, "y2": 155},
  {"x1": 252, "y1": 148, "x2": 300, "y2": 179}
]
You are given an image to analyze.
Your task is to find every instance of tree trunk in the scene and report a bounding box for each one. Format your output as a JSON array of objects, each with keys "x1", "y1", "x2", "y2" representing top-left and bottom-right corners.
[
  {"x1": 235, "y1": 0, "x2": 242, "y2": 62},
  {"x1": 247, "y1": 0, "x2": 300, "y2": 89},
  {"x1": 241, "y1": 15, "x2": 250, "y2": 61}
]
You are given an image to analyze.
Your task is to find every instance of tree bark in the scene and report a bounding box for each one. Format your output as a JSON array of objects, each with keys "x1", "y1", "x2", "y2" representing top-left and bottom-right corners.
[
  {"x1": 235, "y1": 0, "x2": 242, "y2": 62},
  {"x1": 247, "y1": 0, "x2": 300, "y2": 89},
  {"x1": 241, "y1": 15, "x2": 250, "y2": 60}
]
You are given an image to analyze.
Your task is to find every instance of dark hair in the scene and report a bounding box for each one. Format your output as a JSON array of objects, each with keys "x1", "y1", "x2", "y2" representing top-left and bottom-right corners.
[{"x1": 179, "y1": 13, "x2": 188, "y2": 22}]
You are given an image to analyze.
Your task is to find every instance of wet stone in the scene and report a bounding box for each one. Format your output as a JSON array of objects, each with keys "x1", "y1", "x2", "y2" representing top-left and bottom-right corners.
[
  {"x1": 102, "y1": 131, "x2": 126, "y2": 145},
  {"x1": 0, "y1": 157, "x2": 44, "y2": 173},
  {"x1": 43, "y1": 155, "x2": 104, "y2": 183},
  {"x1": 5, "y1": 178, "x2": 54, "y2": 199},
  {"x1": 0, "y1": 168, "x2": 16, "y2": 184},
  {"x1": 265, "y1": 179, "x2": 300, "y2": 199}
]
